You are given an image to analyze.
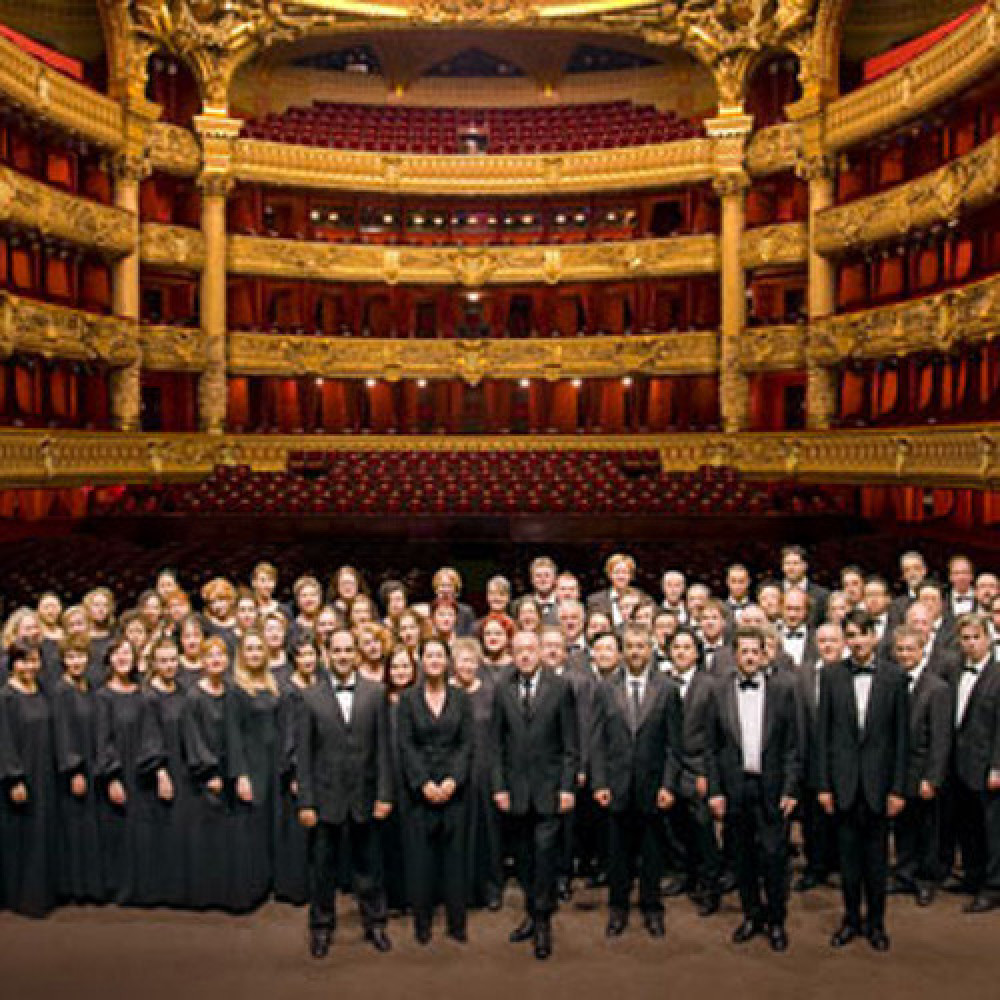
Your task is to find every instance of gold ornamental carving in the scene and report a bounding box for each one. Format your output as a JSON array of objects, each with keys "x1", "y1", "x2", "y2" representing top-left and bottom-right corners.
[
  {"x1": 739, "y1": 324, "x2": 807, "y2": 372},
  {"x1": 140, "y1": 325, "x2": 209, "y2": 372},
  {"x1": 0, "y1": 292, "x2": 138, "y2": 367},
  {"x1": 0, "y1": 166, "x2": 135, "y2": 258},
  {"x1": 226, "y1": 234, "x2": 720, "y2": 284},
  {"x1": 146, "y1": 122, "x2": 202, "y2": 177},
  {"x1": 140, "y1": 222, "x2": 207, "y2": 271},
  {"x1": 746, "y1": 124, "x2": 803, "y2": 177},
  {"x1": 815, "y1": 134, "x2": 1000, "y2": 257},
  {"x1": 741, "y1": 222, "x2": 808, "y2": 270}
]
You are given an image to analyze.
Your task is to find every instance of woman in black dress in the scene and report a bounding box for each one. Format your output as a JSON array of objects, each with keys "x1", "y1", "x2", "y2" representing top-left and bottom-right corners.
[
  {"x1": 383, "y1": 645, "x2": 417, "y2": 914},
  {"x1": 230, "y1": 628, "x2": 280, "y2": 909},
  {"x1": 83, "y1": 587, "x2": 115, "y2": 678},
  {"x1": 177, "y1": 614, "x2": 204, "y2": 690},
  {"x1": 136, "y1": 638, "x2": 190, "y2": 907},
  {"x1": 397, "y1": 638, "x2": 473, "y2": 944},
  {"x1": 50, "y1": 635, "x2": 104, "y2": 903},
  {"x1": 452, "y1": 638, "x2": 504, "y2": 910},
  {"x1": 273, "y1": 637, "x2": 318, "y2": 904},
  {"x1": 0, "y1": 642, "x2": 58, "y2": 916},
  {"x1": 181, "y1": 636, "x2": 252, "y2": 911},
  {"x1": 95, "y1": 636, "x2": 146, "y2": 904},
  {"x1": 263, "y1": 611, "x2": 290, "y2": 683},
  {"x1": 200, "y1": 578, "x2": 239, "y2": 658}
]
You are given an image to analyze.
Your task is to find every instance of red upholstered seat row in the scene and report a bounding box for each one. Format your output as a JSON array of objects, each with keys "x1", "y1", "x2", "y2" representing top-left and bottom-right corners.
[{"x1": 241, "y1": 100, "x2": 702, "y2": 154}]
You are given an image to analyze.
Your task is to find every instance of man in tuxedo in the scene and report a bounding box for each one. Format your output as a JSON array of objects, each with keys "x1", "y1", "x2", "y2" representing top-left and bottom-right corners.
[
  {"x1": 950, "y1": 613, "x2": 1000, "y2": 913},
  {"x1": 591, "y1": 625, "x2": 682, "y2": 938},
  {"x1": 296, "y1": 627, "x2": 393, "y2": 958},
  {"x1": 888, "y1": 550, "x2": 928, "y2": 629},
  {"x1": 840, "y1": 565, "x2": 866, "y2": 613},
  {"x1": 891, "y1": 626, "x2": 952, "y2": 906},
  {"x1": 780, "y1": 589, "x2": 817, "y2": 670},
  {"x1": 724, "y1": 563, "x2": 753, "y2": 623},
  {"x1": 558, "y1": 599, "x2": 590, "y2": 673},
  {"x1": 491, "y1": 630, "x2": 579, "y2": 960},
  {"x1": 793, "y1": 622, "x2": 843, "y2": 892},
  {"x1": 666, "y1": 626, "x2": 723, "y2": 915},
  {"x1": 947, "y1": 555, "x2": 978, "y2": 619},
  {"x1": 555, "y1": 571, "x2": 581, "y2": 605},
  {"x1": 586, "y1": 553, "x2": 643, "y2": 629},
  {"x1": 917, "y1": 579, "x2": 958, "y2": 646},
  {"x1": 781, "y1": 545, "x2": 828, "y2": 628},
  {"x1": 699, "y1": 599, "x2": 731, "y2": 676},
  {"x1": 976, "y1": 573, "x2": 999, "y2": 617},
  {"x1": 863, "y1": 575, "x2": 893, "y2": 654},
  {"x1": 530, "y1": 556, "x2": 560, "y2": 625},
  {"x1": 706, "y1": 627, "x2": 800, "y2": 951},
  {"x1": 660, "y1": 570, "x2": 689, "y2": 624},
  {"x1": 905, "y1": 601, "x2": 961, "y2": 682},
  {"x1": 817, "y1": 610, "x2": 907, "y2": 952}
]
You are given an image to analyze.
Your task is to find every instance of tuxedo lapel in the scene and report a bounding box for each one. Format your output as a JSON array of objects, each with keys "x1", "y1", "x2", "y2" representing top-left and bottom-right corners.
[
  {"x1": 722, "y1": 679, "x2": 742, "y2": 751},
  {"x1": 636, "y1": 671, "x2": 659, "y2": 733}
]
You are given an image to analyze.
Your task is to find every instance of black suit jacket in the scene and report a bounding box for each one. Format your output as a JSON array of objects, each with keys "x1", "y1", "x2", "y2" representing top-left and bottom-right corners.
[
  {"x1": 490, "y1": 669, "x2": 579, "y2": 816},
  {"x1": 560, "y1": 662, "x2": 598, "y2": 780},
  {"x1": 674, "y1": 668, "x2": 716, "y2": 799},
  {"x1": 952, "y1": 658, "x2": 1000, "y2": 791},
  {"x1": 455, "y1": 602, "x2": 477, "y2": 638},
  {"x1": 816, "y1": 658, "x2": 908, "y2": 814},
  {"x1": 589, "y1": 668, "x2": 682, "y2": 813},
  {"x1": 397, "y1": 683, "x2": 473, "y2": 798},
  {"x1": 792, "y1": 658, "x2": 826, "y2": 789},
  {"x1": 295, "y1": 673, "x2": 392, "y2": 824},
  {"x1": 586, "y1": 587, "x2": 650, "y2": 624},
  {"x1": 705, "y1": 671, "x2": 800, "y2": 807},
  {"x1": 904, "y1": 668, "x2": 952, "y2": 797}
]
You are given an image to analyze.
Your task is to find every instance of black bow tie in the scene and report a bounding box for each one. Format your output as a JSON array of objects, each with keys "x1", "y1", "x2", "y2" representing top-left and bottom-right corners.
[
  {"x1": 738, "y1": 677, "x2": 760, "y2": 691},
  {"x1": 335, "y1": 682, "x2": 356, "y2": 693},
  {"x1": 784, "y1": 628, "x2": 806, "y2": 640},
  {"x1": 905, "y1": 673, "x2": 918, "y2": 686},
  {"x1": 851, "y1": 664, "x2": 874, "y2": 677},
  {"x1": 963, "y1": 665, "x2": 982, "y2": 676}
]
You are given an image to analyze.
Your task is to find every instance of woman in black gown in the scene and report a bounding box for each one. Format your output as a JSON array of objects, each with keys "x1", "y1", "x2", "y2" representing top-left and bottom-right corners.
[
  {"x1": 452, "y1": 638, "x2": 504, "y2": 910},
  {"x1": 200, "y1": 579, "x2": 239, "y2": 659},
  {"x1": 0, "y1": 642, "x2": 58, "y2": 916},
  {"x1": 95, "y1": 636, "x2": 148, "y2": 904},
  {"x1": 230, "y1": 628, "x2": 279, "y2": 909},
  {"x1": 273, "y1": 637, "x2": 318, "y2": 904},
  {"x1": 181, "y1": 636, "x2": 253, "y2": 912},
  {"x1": 177, "y1": 614, "x2": 204, "y2": 691},
  {"x1": 136, "y1": 638, "x2": 190, "y2": 906},
  {"x1": 383, "y1": 645, "x2": 417, "y2": 914},
  {"x1": 398, "y1": 638, "x2": 473, "y2": 944},
  {"x1": 50, "y1": 635, "x2": 104, "y2": 904}
]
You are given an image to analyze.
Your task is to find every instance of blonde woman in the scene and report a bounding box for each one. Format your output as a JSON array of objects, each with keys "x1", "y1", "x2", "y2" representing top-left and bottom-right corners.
[
  {"x1": 83, "y1": 586, "x2": 116, "y2": 668},
  {"x1": 356, "y1": 621, "x2": 391, "y2": 683},
  {"x1": 37, "y1": 591, "x2": 64, "y2": 643},
  {"x1": 2, "y1": 606, "x2": 58, "y2": 691}
]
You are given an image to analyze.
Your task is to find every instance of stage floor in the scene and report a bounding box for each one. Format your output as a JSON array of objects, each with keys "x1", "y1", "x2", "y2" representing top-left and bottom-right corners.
[{"x1": 1, "y1": 884, "x2": 997, "y2": 1000}]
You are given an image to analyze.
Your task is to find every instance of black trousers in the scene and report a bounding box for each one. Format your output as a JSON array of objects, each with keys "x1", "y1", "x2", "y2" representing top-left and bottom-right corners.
[
  {"x1": 953, "y1": 779, "x2": 1000, "y2": 895},
  {"x1": 560, "y1": 780, "x2": 605, "y2": 880},
  {"x1": 728, "y1": 775, "x2": 789, "y2": 926},
  {"x1": 608, "y1": 804, "x2": 665, "y2": 916},
  {"x1": 894, "y1": 795, "x2": 942, "y2": 888},
  {"x1": 669, "y1": 793, "x2": 721, "y2": 891},
  {"x1": 507, "y1": 809, "x2": 562, "y2": 918},
  {"x1": 837, "y1": 797, "x2": 889, "y2": 930},
  {"x1": 309, "y1": 818, "x2": 387, "y2": 932},
  {"x1": 800, "y1": 787, "x2": 838, "y2": 879},
  {"x1": 408, "y1": 797, "x2": 468, "y2": 933}
]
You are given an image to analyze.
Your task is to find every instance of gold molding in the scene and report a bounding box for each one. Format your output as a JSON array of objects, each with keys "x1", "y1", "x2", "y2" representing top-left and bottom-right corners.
[
  {"x1": 227, "y1": 233, "x2": 720, "y2": 284},
  {"x1": 741, "y1": 222, "x2": 809, "y2": 271},
  {"x1": 739, "y1": 325, "x2": 808, "y2": 373},
  {"x1": 809, "y1": 273, "x2": 1000, "y2": 366},
  {"x1": 746, "y1": 124, "x2": 803, "y2": 177},
  {"x1": 227, "y1": 330, "x2": 720, "y2": 382},
  {"x1": 815, "y1": 134, "x2": 1000, "y2": 257},
  {"x1": 140, "y1": 222, "x2": 207, "y2": 272},
  {"x1": 231, "y1": 138, "x2": 718, "y2": 196},
  {"x1": 1, "y1": 423, "x2": 996, "y2": 490},
  {"x1": 140, "y1": 325, "x2": 209, "y2": 372},
  {"x1": 825, "y1": 3, "x2": 1000, "y2": 152},
  {"x1": 0, "y1": 292, "x2": 137, "y2": 366},
  {"x1": 0, "y1": 165, "x2": 135, "y2": 257},
  {"x1": 146, "y1": 122, "x2": 202, "y2": 177}
]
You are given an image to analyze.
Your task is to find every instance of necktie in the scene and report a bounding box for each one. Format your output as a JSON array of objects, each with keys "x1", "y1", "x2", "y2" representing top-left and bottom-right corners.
[
  {"x1": 738, "y1": 677, "x2": 759, "y2": 691},
  {"x1": 520, "y1": 676, "x2": 533, "y2": 719},
  {"x1": 629, "y1": 679, "x2": 642, "y2": 729}
]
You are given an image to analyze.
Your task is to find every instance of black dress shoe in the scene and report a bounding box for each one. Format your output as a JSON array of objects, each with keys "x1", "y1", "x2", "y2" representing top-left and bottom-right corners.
[
  {"x1": 309, "y1": 928, "x2": 331, "y2": 959},
  {"x1": 868, "y1": 927, "x2": 891, "y2": 952},
  {"x1": 447, "y1": 927, "x2": 468, "y2": 943},
  {"x1": 534, "y1": 921, "x2": 552, "y2": 961},
  {"x1": 718, "y1": 871, "x2": 737, "y2": 894},
  {"x1": 366, "y1": 927, "x2": 392, "y2": 953},
  {"x1": 943, "y1": 875, "x2": 971, "y2": 894},
  {"x1": 964, "y1": 894, "x2": 999, "y2": 914},
  {"x1": 509, "y1": 915, "x2": 536, "y2": 943},
  {"x1": 415, "y1": 921, "x2": 432, "y2": 946},
  {"x1": 661, "y1": 875, "x2": 689, "y2": 898},
  {"x1": 915, "y1": 885, "x2": 935, "y2": 907},
  {"x1": 557, "y1": 877, "x2": 573, "y2": 903},
  {"x1": 830, "y1": 921, "x2": 860, "y2": 948},
  {"x1": 732, "y1": 918, "x2": 763, "y2": 944},
  {"x1": 768, "y1": 925, "x2": 789, "y2": 952},
  {"x1": 794, "y1": 873, "x2": 825, "y2": 892},
  {"x1": 486, "y1": 888, "x2": 503, "y2": 911},
  {"x1": 644, "y1": 913, "x2": 666, "y2": 939},
  {"x1": 606, "y1": 910, "x2": 628, "y2": 937},
  {"x1": 697, "y1": 893, "x2": 720, "y2": 917}
]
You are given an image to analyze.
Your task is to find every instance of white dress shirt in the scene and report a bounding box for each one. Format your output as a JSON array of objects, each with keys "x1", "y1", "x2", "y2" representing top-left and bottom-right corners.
[
  {"x1": 851, "y1": 659, "x2": 876, "y2": 730},
  {"x1": 735, "y1": 673, "x2": 765, "y2": 775},
  {"x1": 625, "y1": 667, "x2": 650, "y2": 727},
  {"x1": 951, "y1": 591, "x2": 976, "y2": 617},
  {"x1": 331, "y1": 670, "x2": 358, "y2": 725},
  {"x1": 956, "y1": 656, "x2": 990, "y2": 728},
  {"x1": 672, "y1": 668, "x2": 694, "y2": 701},
  {"x1": 781, "y1": 622, "x2": 808, "y2": 667}
]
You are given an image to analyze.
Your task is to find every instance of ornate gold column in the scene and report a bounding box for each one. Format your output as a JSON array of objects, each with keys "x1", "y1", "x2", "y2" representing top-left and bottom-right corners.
[
  {"x1": 194, "y1": 114, "x2": 241, "y2": 434},
  {"x1": 800, "y1": 155, "x2": 838, "y2": 430}
]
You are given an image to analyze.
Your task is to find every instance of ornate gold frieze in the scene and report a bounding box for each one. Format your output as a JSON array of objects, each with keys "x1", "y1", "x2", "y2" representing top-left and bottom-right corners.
[
  {"x1": 825, "y1": 3, "x2": 1000, "y2": 151},
  {"x1": 746, "y1": 124, "x2": 803, "y2": 177},
  {"x1": 231, "y1": 138, "x2": 718, "y2": 196},
  {"x1": 809, "y1": 274, "x2": 1000, "y2": 366},
  {"x1": 227, "y1": 233, "x2": 720, "y2": 285},
  {"x1": 0, "y1": 166, "x2": 135, "y2": 257},
  {"x1": 1, "y1": 423, "x2": 996, "y2": 490},
  {"x1": 226, "y1": 330, "x2": 720, "y2": 383},
  {"x1": 741, "y1": 222, "x2": 808, "y2": 270},
  {"x1": 146, "y1": 122, "x2": 202, "y2": 177},
  {"x1": 140, "y1": 325, "x2": 208, "y2": 372},
  {"x1": 0, "y1": 31, "x2": 123, "y2": 148},
  {"x1": 140, "y1": 222, "x2": 207, "y2": 271},
  {"x1": 0, "y1": 292, "x2": 137, "y2": 366},
  {"x1": 739, "y1": 324, "x2": 807, "y2": 372},
  {"x1": 815, "y1": 133, "x2": 1000, "y2": 257}
]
